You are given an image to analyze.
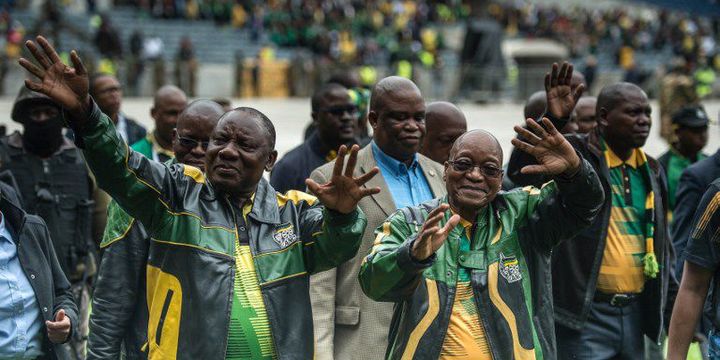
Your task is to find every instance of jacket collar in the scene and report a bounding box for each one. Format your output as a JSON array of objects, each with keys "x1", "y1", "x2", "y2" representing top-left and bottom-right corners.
[
  {"x1": 0, "y1": 194, "x2": 26, "y2": 243},
  {"x1": 247, "y1": 178, "x2": 282, "y2": 225}
]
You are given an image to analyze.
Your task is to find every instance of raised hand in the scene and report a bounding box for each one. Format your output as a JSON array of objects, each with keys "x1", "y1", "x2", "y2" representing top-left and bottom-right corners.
[
  {"x1": 306, "y1": 144, "x2": 381, "y2": 214},
  {"x1": 512, "y1": 117, "x2": 581, "y2": 177},
  {"x1": 411, "y1": 204, "x2": 461, "y2": 261},
  {"x1": 19, "y1": 36, "x2": 90, "y2": 120},
  {"x1": 545, "y1": 62, "x2": 584, "y2": 119},
  {"x1": 46, "y1": 309, "x2": 71, "y2": 343}
]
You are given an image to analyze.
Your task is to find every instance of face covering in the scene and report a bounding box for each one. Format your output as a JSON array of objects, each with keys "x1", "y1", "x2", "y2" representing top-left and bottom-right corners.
[{"x1": 22, "y1": 116, "x2": 64, "y2": 157}]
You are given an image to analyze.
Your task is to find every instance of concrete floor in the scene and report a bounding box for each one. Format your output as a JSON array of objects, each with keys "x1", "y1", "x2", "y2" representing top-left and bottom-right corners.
[{"x1": 1, "y1": 96, "x2": 719, "y2": 162}]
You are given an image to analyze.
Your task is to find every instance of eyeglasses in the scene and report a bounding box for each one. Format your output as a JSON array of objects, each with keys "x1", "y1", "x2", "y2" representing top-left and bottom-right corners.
[
  {"x1": 177, "y1": 135, "x2": 209, "y2": 150},
  {"x1": 320, "y1": 105, "x2": 359, "y2": 117},
  {"x1": 447, "y1": 160, "x2": 503, "y2": 178}
]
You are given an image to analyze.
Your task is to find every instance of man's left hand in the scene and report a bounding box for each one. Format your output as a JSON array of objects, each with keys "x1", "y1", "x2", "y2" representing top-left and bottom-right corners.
[
  {"x1": 46, "y1": 309, "x2": 71, "y2": 343},
  {"x1": 306, "y1": 144, "x2": 381, "y2": 214},
  {"x1": 511, "y1": 118, "x2": 580, "y2": 177}
]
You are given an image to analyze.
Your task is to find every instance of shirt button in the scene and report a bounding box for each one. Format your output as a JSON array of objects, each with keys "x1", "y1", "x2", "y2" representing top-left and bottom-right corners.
[
  {"x1": 30, "y1": 274, "x2": 35, "y2": 279},
  {"x1": 43, "y1": 307, "x2": 48, "y2": 313},
  {"x1": 446, "y1": 270, "x2": 453, "y2": 278},
  {"x1": 239, "y1": 226, "x2": 246, "y2": 232},
  {"x1": 625, "y1": 189, "x2": 630, "y2": 194}
]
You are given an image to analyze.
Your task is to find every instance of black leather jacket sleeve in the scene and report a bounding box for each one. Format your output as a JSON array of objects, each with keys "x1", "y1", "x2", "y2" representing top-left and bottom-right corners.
[
  {"x1": 524, "y1": 157, "x2": 605, "y2": 251},
  {"x1": 87, "y1": 221, "x2": 148, "y2": 359}
]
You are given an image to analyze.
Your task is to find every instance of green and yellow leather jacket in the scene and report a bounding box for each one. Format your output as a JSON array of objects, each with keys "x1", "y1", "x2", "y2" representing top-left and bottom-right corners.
[
  {"x1": 77, "y1": 101, "x2": 367, "y2": 359},
  {"x1": 359, "y1": 159, "x2": 603, "y2": 360}
]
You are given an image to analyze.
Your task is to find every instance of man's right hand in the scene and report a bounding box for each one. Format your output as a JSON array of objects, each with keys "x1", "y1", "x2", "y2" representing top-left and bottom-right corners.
[
  {"x1": 411, "y1": 204, "x2": 460, "y2": 261},
  {"x1": 19, "y1": 36, "x2": 91, "y2": 121},
  {"x1": 545, "y1": 62, "x2": 584, "y2": 119}
]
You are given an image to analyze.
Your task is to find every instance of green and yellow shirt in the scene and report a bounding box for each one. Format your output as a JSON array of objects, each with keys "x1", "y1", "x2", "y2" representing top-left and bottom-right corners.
[
  {"x1": 226, "y1": 198, "x2": 276, "y2": 360},
  {"x1": 597, "y1": 146, "x2": 649, "y2": 294},
  {"x1": 440, "y1": 216, "x2": 492, "y2": 360}
]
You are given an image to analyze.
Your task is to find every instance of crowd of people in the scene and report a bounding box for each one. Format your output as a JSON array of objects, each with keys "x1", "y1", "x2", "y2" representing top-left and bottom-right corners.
[{"x1": 2, "y1": 28, "x2": 720, "y2": 360}]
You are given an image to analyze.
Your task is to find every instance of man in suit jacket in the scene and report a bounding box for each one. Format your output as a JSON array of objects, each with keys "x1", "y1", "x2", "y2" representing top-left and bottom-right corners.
[{"x1": 309, "y1": 76, "x2": 447, "y2": 360}]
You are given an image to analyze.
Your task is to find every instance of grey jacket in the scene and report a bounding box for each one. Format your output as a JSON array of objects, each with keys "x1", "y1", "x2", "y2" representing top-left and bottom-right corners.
[{"x1": 1, "y1": 186, "x2": 79, "y2": 360}]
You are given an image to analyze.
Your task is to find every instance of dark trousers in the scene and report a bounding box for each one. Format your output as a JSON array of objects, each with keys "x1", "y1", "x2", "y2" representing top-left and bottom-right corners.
[{"x1": 557, "y1": 299, "x2": 644, "y2": 360}]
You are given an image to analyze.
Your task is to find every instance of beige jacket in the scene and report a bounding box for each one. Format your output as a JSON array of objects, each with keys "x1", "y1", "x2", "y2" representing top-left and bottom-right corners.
[{"x1": 309, "y1": 144, "x2": 446, "y2": 360}]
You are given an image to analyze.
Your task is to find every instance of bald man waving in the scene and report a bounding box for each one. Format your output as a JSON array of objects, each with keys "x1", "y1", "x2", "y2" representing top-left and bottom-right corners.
[{"x1": 359, "y1": 67, "x2": 604, "y2": 360}]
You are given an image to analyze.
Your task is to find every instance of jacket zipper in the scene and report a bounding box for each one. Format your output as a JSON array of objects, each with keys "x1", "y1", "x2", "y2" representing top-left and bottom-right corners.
[{"x1": 155, "y1": 289, "x2": 174, "y2": 345}]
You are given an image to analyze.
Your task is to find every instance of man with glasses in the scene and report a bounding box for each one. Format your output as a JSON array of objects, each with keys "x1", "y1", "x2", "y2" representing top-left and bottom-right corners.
[
  {"x1": 271, "y1": 83, "x2": 361, "y2": 193},
  {"x1": 359, "y1": 122, "x2": 603, "y2": 359},
  {"x1": 90, "y1": 73, "x2": 146, "y2": 145},
  {"x1": 309, "y1": 76, "x2": 447, "y2": 360},
  {"x1": 88, "y1": 100, "x2": 225, "y2": 359},
  {"x1": 552, "y1": 82, "x2": 676, "y2": 359},
  {"x1": 22, "y1": 34, "x2": 381, "y2": 359},
  {"x1": 131, "y1": 85, "x2": 188, "y2": 162}
]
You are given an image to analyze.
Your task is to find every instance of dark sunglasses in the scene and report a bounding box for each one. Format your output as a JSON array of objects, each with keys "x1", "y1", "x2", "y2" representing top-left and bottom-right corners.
[
  {"x1": 320, "y1": 105, "x2": 359, "y2": 116},
  {"x1": 447, "y1": 160, "x2": 503, "y2": 178},
  {"x1": 177, "y1": 135, "x2": 209, "y2": 150}
]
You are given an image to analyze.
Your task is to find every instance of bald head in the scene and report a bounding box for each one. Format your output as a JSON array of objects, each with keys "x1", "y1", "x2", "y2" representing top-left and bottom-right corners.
[
  {"x1": 445, "y1": 129, "x2": 504, "y2": 218},
  {"x1": 572, "y1": 96, "x2": 597, "y2": 134},
  {"x1": 450, "y1": 129, "x2": 503, "y2": 164},
  {"x1": 427, "y1": 102, "x2": 466, "y2": 125},
  {"x1": 177, "y1": 100, "x2": 224, "y2": 130},
  {"x1": 172, "y1": 99, "x2": 224, "y2": 170},
  {"x1": 421, "y1": 102, "x2": 468, "y2": 163},
  {"x1": 151, "y1": 85, "x2": 188, "y2": 148},
  {"x1": 524, "y1": 91, "x2": 547, "y2": 120},
  {"x1": 597, "y1": 82, "x2": 651, "y2": 152},
  {"x1": 597, "y1": 82, "x2": 645, "y2": 114},
  {"x1": 154, "y1": 85, "x2": 187, "y2": 106},
  {"x1": 369, "y1": 76, "x2": 422, "y2": 112},
  {"x1": 368, "y1": 76, "x2": 426, "y2": 163}
]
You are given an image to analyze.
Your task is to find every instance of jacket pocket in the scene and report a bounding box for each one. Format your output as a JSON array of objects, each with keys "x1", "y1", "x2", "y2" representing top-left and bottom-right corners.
[
  {"x1": 146, "y1": 265, "x2": 183, "y2": 359},
  {"x1": 335, "y1": 306, "x2": 360, "y2": 326}
]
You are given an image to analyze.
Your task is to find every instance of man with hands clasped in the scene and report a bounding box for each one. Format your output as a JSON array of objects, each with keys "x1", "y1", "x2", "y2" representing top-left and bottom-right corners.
[{"x1": 358, "y1": 63, "x2": 604, "y2": 359}]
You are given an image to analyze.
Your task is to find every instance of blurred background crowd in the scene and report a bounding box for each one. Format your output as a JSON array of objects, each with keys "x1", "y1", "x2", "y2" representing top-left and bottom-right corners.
[{"x1": 0, "y1": 0, "x2": 717, "y2": 102}]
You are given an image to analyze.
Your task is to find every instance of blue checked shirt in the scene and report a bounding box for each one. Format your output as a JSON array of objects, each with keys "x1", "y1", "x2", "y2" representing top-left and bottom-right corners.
[
  {"x1": 0, "y1": 210, "x2": 44, "y2": 359},
  {"x1": 371, "y1": 141, "x2": 434, "y2": 209}
]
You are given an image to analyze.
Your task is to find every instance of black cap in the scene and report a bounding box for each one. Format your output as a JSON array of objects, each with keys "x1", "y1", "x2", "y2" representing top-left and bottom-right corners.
[
  {"x1": 10, "y1": 86, "x2": 59, "y2": 124},
  {"x1": 672, "y1": 106, "x2": 710, "y2": 128}
]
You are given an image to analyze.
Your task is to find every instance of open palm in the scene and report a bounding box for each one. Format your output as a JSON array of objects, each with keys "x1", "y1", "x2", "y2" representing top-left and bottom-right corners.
[
  {"x1": 19, "y1": 36, "x2": 90, "y2": 117},
  {"x1": 306, "y1": 144, "x2": 380, "y2": 214},
  {"x1": 545, "y1": 62, "x2": 584, "y2": 119},
  {"x1": 512, "y1": 118, "x2": 580, "y2": 176}
]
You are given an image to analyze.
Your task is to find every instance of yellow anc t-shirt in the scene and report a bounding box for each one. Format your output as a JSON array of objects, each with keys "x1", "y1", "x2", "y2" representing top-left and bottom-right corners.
[
  {"x1": 440, "y1": 217, "x2": 492, "y2": 360},
  {"x1": 596, "y1": 147, "x2": 649, "y2": 294},
  {"x1": 226, "y1": 198, "x2": 276, "y2": 359}
]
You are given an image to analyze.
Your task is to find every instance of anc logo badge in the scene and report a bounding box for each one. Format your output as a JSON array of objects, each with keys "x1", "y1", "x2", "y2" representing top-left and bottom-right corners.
[
  {"x1": 273, "y1": 224, "x2": 297, "y2": 248},
  {"x1": 499, "y1": 253, "x2": 522, "y2": 283}
]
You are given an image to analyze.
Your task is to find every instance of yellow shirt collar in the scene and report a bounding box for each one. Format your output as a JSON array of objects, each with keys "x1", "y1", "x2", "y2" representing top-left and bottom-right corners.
[
  {"x1": 605, "y1": 146, "x2": 643, "y2": 169},
  {"x1": 242, "y1": 193, "x2": 256, "y2": 219},
  {"x1": 148, "y1": 131, "x2": 175, "y2": 158}
]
